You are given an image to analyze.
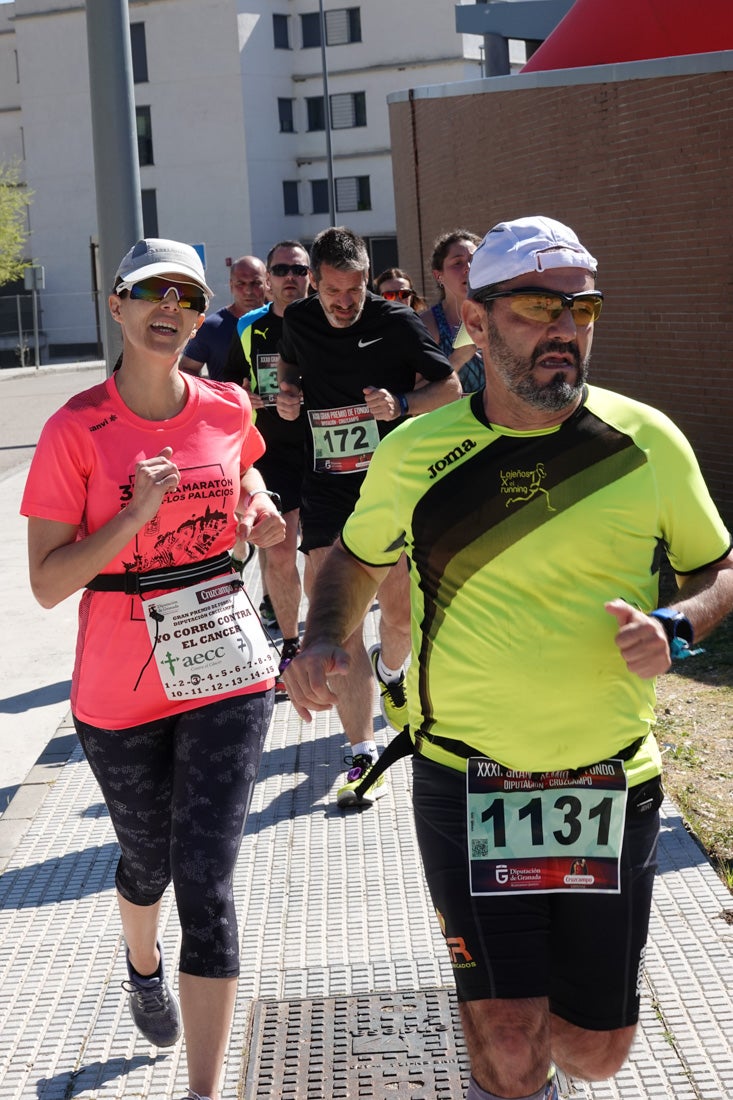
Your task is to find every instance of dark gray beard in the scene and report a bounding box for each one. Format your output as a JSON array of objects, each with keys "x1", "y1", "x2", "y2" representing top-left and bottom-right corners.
[
  {"x1": 487, "y1": 319, "x2": 589, "y2": 412},
  {"x1": 514, "y1": 368, "x2": 587, "y2": 411}
]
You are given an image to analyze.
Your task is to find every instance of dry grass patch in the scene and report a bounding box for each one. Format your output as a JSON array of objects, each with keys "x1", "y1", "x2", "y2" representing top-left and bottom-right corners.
[{"x1": 654, "y1": 607, "x2": 733, "y2": 890}]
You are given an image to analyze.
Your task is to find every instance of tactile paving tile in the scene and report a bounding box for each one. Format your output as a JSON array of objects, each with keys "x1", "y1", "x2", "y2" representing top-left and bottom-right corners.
[
  {"x1": 1, "y1": 572, "x2": 732, "y2": 1099},
  {"x1": 241, "y1": 988, "x2": 469, "y2": 1099}
]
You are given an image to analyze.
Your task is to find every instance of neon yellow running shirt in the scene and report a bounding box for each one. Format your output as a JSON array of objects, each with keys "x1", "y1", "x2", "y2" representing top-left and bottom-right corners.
[{"x1": 342, "y1": 387, "x2": 731, "y2": 785}]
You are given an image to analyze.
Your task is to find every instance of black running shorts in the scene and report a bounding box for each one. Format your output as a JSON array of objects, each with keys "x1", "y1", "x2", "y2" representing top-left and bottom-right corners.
[
  {"x1": 255, "y1": 450, "x2": 303, "y2": 516},
  {"x1": 298, "y1": 474, "x2": 362, "y2": 554},
  {"x1": 412, "y1": 755, "x2": 661, "y2": 1030}
]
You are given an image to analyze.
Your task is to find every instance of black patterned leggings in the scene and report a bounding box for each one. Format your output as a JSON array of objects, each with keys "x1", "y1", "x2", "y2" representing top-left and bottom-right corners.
[{"x1": 74, "y1": 690, "x2": 274, "y2": 978}]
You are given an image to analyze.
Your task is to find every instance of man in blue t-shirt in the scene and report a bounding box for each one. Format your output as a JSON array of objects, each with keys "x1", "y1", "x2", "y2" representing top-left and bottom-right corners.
[{"x1": 180, "y1": 255, "x2": 266, "y2": 380}]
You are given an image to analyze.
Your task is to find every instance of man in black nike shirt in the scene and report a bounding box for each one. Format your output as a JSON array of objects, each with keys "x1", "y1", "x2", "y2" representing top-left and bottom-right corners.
[{"x1": 276, "y1": 226, "x2": 461, "y2": 806}]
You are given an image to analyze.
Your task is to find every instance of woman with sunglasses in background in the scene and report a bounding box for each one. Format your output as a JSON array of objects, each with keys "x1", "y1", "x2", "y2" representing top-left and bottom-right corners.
[
  {"x1": 373, "y1": 267, "x2": 426, "y2": 312},
  {"x1": 21, "y1": 238, "x2": 286, "y2": 1100},
  {"x1": 418, "y1": 228, "x2": 485, "y2": 394}
]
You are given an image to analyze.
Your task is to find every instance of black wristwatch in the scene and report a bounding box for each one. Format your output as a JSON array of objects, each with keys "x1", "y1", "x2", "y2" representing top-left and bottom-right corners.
[{"x1": 649, "y1": 608, "x2": 700, "y2": 660}]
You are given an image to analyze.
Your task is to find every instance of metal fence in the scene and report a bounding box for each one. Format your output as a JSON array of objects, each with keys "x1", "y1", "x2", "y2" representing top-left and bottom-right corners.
[{"x1": 0, "y1": 290, "x2": 104, "y2": 368}]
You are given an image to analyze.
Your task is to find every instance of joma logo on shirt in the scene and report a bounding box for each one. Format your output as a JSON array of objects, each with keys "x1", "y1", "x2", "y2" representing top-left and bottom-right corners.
[{"x1": 427, "y1": 438, "x2": 476, "y2": 479}]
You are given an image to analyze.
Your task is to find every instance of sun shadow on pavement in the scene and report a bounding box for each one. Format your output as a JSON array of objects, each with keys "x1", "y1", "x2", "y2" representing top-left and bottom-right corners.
[
  {"x1": 245, "y1": 727, "x2": 352, "y2": 831},
  {"x1": 0, "y1": 841, "x2": 119, "y2": 910},
  {"x1": 36, "y1": 1054, "x2": 161, "y2": 1098},
  {"x1": 0, "y1": 681, "x2": 72, "y2": 713}
]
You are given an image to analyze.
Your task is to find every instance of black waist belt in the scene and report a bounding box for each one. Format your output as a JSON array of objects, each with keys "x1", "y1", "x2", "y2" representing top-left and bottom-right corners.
[
  {"x1": 85, "y1": 551, "x2": 234, "y2": 596},
  {"x1": 414, "y1": 729, "x2": 645, "y2": 767},
  {"x1": 353, "y1": 727, "x2": 646, "y2": 801}
]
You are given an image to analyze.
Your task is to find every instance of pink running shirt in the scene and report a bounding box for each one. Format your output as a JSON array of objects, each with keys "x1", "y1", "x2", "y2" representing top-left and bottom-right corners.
[{"x1": 21, "y1": 373, "x2": 271, "y2": 728}]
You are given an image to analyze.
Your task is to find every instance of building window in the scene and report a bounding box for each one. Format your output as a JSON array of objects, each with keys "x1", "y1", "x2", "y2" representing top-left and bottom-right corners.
[
  {"x1": 368, "y1": 236, "x2": 399, "y2": 278},
  {"x1": 278, "y1": 98, "x2": 295, "y2": 133},
  {"x1": 311, "y1": 179, "x2": 330, "y2": 215},
  {"x1": 130, "y1": 23, "x2": 148, "y2": 83},
  {"x1": 136, "y1": 106, "x2": 154, "y2": 167},
  {"x1": 300, "y1": 8, "x2": 361, "y2": 48},
  {"x1": 306, "y1": 96, "x2": 325, "y2": 132},
  {"x1": 300, "y1": 12, "x2": 321, "y2": 48},
  {"x1": 336, "y1": 175, "x2": 370, "y2": 212},
  {"x1": 273, "y1": 13, "x2": 290, "y2": 49},
  {"x1": 141, "y1": 189, "x2": 158, "y2": 237},
  {"x1": 330, "y1": 91, "x2": 366, "y2": 129},
  {"x1": 283, "y1": 180, "x2": 300, "y2": 216},
  {"x1": 326, "y1": 7, "x2": 361, "y2": 45},
  {"x1": 307, "y1": 93, "x2": 364, "y2": 131}
]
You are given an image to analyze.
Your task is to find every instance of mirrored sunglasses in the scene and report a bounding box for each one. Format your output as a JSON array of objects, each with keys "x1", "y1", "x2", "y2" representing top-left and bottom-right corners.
[
  {"x1": 477, "y1": 287, "x2": 603, "y2": 326},
  {"x1": 117, "y1": 277, "x2": 209, "y2": 313},
  {"x1": 381, "y1": 288, "x2": 414, "y2": 301},
  {"x1": 269, "y1": 263, "x2": 309, "y2": 278}
]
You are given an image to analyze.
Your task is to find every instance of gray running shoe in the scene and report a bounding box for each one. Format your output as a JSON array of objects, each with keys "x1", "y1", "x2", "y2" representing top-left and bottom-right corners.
[{"x1": 122, "y1": 941, "x2": 182, "y2": 1047}]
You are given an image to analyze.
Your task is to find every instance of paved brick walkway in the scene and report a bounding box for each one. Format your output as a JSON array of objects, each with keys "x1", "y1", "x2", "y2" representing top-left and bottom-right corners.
[{"x1": 1, "y1": 565, "x2": 732, "y2": 1098}]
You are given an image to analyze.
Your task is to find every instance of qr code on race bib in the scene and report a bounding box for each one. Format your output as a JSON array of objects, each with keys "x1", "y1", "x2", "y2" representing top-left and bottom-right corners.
[{"x1": 472, "y1": 838, "x2": 489, "y2": 858}]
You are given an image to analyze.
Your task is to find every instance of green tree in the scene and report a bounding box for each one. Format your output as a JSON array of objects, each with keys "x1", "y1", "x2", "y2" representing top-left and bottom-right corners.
[{"x1": 0, "y1": 161, "x2": 32, "y2": 286}]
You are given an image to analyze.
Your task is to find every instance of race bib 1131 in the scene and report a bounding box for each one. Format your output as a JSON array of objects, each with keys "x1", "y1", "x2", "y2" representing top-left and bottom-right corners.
[{"x1": 467, "y1": 758, "x2": 628, "y2": 895}]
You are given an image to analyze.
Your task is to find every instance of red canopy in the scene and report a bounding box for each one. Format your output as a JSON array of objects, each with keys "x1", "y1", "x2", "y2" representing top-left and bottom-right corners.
[{"x1": 521, "y1": 0, "x2": 733, "y2": 72}]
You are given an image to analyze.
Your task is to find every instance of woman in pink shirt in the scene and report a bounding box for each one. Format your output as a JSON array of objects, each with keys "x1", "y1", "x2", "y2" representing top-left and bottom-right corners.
[{"x1": 21, "y1": 239, "x2": 286, "y2": 1100}]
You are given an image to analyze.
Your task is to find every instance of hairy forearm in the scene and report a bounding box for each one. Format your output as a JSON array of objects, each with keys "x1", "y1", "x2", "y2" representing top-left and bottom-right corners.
[
  {"x1": 406, "y1": 372, "x2": 461, "y2": 415},
  {"x1": 673, "y1": 555, "x2": 733, "y2": 641},
  {"x1": 302, "y1": 541, "x2": 384, "y2": 649}
]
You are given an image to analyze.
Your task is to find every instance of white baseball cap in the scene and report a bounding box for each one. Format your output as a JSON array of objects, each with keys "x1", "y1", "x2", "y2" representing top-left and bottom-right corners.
[
  {"x1": 114, "y1": 238, "x2": 214, "y2": 297},
  {"x1": 467, "y1": 216, "x2": 597, "y2": 297}
]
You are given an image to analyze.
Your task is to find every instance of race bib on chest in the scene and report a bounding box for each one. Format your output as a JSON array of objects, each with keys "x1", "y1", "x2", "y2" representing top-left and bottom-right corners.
[
  {"x1": 143, "y1": 575, "x2": 277, "y2": 701},
  {"x1": 256, "y1": 353, "x2": 280, "y2": 405},
  {"x1": 308, "y1": 404, "x2": 380, "y2": 474},
  {"x1": 467, "y1": 758, "x2": 628, "y2": 895}
]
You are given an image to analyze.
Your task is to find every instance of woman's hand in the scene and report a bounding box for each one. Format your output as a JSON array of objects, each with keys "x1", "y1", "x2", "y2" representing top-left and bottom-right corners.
[
  {"x1": 127, "y1": 447, "x2": 181, "y2": 525},
  {"x1": 236, "y1": 497, "x2": 286, "y2": 549}
]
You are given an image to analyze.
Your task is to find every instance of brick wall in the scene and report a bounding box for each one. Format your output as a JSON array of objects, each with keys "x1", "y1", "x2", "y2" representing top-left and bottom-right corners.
[{"x1": 389, "y1": 68, "x2": 733, "y2": 527}]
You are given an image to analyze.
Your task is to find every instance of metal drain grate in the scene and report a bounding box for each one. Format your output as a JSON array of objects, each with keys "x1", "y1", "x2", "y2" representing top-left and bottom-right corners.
[{"x1": 242, "y1": 987, "x2": 469, "y2": 1098}]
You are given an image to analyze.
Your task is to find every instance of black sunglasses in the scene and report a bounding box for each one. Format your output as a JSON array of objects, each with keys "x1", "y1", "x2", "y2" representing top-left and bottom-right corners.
[
  {"x1": 474, "y1": 286, "x2": 604, "y2": 326},
  {"x1": 269, "y1": 263, "x2": 309, "y2": 278}
]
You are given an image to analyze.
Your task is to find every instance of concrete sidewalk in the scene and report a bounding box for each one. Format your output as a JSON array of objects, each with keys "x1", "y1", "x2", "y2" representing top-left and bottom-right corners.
[{"x1": 1, "y1": 558, "x2": 732, "y2": 1099}]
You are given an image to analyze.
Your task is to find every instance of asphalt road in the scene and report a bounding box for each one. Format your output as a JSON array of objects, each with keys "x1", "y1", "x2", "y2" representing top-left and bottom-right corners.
[
  {"x1": 0, "y1": 363, "x2": 106, "y2": 811},
  {"x1": 0, "y1": 362, "x2": 106, "y2": 479}
]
